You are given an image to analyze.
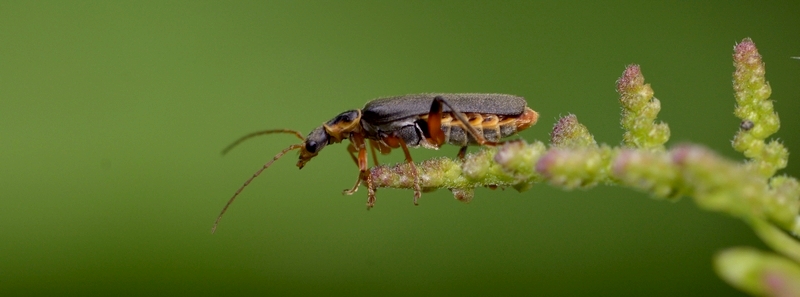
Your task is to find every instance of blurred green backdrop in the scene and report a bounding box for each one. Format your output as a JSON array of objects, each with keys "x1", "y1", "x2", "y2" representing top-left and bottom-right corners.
[{"x1": 2, "y1": 1, "x2": 799, "y2": 296}]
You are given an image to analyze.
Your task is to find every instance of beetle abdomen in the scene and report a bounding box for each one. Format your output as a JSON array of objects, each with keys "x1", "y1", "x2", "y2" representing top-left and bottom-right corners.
[{"x1": 428, "y1": 107, "x2": 538, "y2": 146}]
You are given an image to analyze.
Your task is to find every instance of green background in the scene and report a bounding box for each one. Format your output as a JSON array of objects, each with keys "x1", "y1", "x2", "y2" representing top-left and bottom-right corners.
[{"x1": 2, "y1": 1, "x2": 799, "y2": 296}]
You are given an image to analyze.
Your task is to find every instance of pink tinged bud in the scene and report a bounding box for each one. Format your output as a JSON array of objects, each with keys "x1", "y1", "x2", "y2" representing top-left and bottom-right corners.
[
  {"x1": 550, "y1": 114, "x2": 577, "y2": 144},
  {"x1": 733, "y1": 38, "x2": 760, "y2": 65},
  {"x1": 550, "y1": 114, "x2": 597, "y2": 148},
  {"x1": 534, "y1": 150, "x2": 559, "y2": 178},
  {"x1": 616, "y1": 64, "x2": 643, "y2": 94},
  {"x1": 611, "y1": 150, "x2": 633, "y2": 176},
  {"x1": 450, "y1": 188, "x2": 474, "y2": 203},
  {"x1": 494, "y1": 141, "x2": 524, "y2": 165}
]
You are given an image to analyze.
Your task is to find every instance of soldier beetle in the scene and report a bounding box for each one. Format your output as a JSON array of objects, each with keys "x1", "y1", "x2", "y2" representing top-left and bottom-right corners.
[{"x1": 212, "y1": 93, "x2": 538, "y2": 233}]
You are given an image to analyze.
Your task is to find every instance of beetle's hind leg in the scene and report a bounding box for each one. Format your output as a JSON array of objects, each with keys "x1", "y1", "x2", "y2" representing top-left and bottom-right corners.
[
  {"x1": 457, "y1": 146, "x2": 468, "y2": 160},
  {"x1": 425, "y1": 98, "x2": 469, "y2": 160},
  {"x1": 428, "y1": 96, "x2": 500, "y2": 147}
]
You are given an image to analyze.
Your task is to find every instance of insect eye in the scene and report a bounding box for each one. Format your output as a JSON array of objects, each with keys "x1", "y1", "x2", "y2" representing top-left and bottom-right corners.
[{"x1": 305, "y1": 140, "x2": 319, "y2": 153}]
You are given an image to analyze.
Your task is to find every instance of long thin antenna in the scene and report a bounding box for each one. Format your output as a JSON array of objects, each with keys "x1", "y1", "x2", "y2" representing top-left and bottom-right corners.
[
  {"x1": 212, "y1": 143, "x2": 304, "y2": 233},
  {"x1": 222, "y1": 129, "x2": 305, "y2": 155}
]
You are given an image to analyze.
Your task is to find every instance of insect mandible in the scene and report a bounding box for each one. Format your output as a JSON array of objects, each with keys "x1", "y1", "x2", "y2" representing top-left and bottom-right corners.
[{"x1": 212, "y1": 93, "x2": 539, "y2": 233}]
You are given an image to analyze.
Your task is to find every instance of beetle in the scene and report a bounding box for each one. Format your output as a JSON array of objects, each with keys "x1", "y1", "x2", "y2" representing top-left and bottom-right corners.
[{"x1": 212, "y1": 93, "x2": 539, "y2": 233}]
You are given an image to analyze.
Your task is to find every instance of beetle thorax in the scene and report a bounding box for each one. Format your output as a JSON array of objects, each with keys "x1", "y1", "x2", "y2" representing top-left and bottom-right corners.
[{"x1": 322, "y1": 109, "x2": 362, "y2": 143}]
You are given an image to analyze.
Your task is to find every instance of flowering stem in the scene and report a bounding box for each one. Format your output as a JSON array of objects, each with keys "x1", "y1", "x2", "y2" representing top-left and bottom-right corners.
[{"x1": 364, "y1": 38, "x2": 800, "y2": 297}]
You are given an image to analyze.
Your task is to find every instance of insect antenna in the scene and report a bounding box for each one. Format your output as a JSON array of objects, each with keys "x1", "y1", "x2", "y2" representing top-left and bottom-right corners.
[
  {"x1": 221, "y1": 129, "x2": 305, "y2": 155},
  {"x1": 212, "y1": 143, "x2": 304, "y2": 233}
]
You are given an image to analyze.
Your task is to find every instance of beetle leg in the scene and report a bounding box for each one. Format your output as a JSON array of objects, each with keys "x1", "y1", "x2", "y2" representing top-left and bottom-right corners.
[
  {"x1": 342, "y1": 142, "x2": 364, "y2": 196},
  {"x1": 364, "y1": 140, "x2": 383, "y2": 209},
  {"x1": 346, "y1": 142, "x2": 359, "y2": 165},
  {"x1": 372, "y1": 138, "x2": 393, "y2": 155},
  {"x1": 398, "y1": 138, "x2": 422, "y2": 205},
  {"x1": 457, "y1": 146, "x2": 468, "y2": 160},
  {"x1": 368, "y1": 139, "x2": 381, "y2": 166},
  {"x1": 432, "y1": 96, "x2": 499, "y2": 146},
  {"x1": 343, "y1": 134, "x2": 369, "y2": 198},
  {"x1": 426, "y1": 97, "x2": 446, "y2": 147},
  {"x1": 367, "y1": 175, "x2": 377, "y2": 209}
]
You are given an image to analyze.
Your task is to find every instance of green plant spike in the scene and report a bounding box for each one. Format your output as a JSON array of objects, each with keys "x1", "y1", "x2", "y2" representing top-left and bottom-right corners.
[{"x1": 364, "y1": 38, "x2": 800, "y2": 297}]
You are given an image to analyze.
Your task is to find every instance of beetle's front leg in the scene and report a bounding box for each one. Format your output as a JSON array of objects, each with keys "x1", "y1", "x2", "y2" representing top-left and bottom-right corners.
[
  {"x1": 345, "y1": 142, "x2": 359, "y2": 165},
  {"x1": 342, "y1": 136, "x2": 367, "y2": 195},
  {"x1": 342, "y1": 133, "x2": 377, "y2": 208},
  {"x1": 343, "y1": 142, "x2": 363, "y2": 195}
]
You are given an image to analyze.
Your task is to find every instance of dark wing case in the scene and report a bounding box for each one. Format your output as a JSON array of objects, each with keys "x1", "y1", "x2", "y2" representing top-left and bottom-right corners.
[{"x1": 362, "y1": 93, "x2": 527, "y2": 125}]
